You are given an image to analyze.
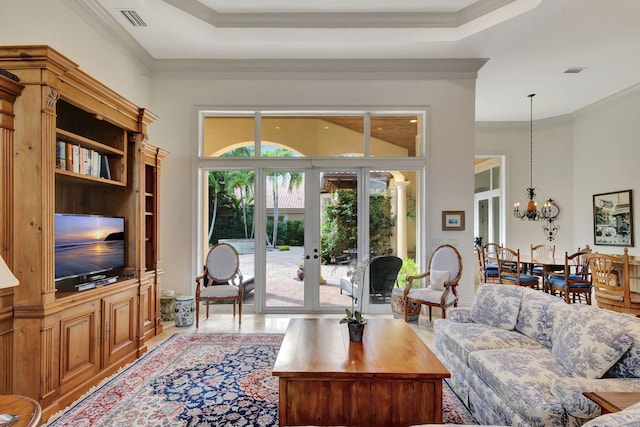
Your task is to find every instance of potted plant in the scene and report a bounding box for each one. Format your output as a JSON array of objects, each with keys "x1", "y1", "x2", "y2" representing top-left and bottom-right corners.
[
  {"x1": 340, "y1": 308, "x2": 366, "y2": 342},
  {"x1": 296, "y1": 263, "x2": 304, "y2": 280},
  {"x1": 341, "y1": 257, "x2": 369, "y2": 342}
]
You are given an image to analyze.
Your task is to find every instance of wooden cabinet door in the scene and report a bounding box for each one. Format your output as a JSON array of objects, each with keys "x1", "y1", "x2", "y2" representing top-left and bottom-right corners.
[
  {"x1": 102, "y1": 287, "x2": 137, "y2": 367},
  {"x1": 59, "y1": 300, "x2": 101, "y2": 394},
  {"x1": 139, "y1": 274, "x2": 157, "y2": 343}
]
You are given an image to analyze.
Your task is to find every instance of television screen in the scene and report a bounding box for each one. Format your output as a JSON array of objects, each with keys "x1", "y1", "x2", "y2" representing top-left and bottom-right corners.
[{"x1": 54, "y1": 214, "x2": 125, "y2": 282}]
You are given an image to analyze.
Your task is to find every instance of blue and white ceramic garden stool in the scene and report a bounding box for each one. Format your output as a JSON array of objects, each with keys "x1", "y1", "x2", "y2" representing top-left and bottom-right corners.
[{"x1": 174, "y1": 295, "x2": 195, "y2": 327}]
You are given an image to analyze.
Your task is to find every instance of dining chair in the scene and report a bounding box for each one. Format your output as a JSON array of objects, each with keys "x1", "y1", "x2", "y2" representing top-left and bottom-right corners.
[
  {"x1": 496, "y1": 247, "x2": 539, "y2": 288},
  {"x1": 195, "y1": 243, "x2": 244, "y2": 327},
  {"x1": 530, "y1": 243, "x2": 555, "y2": 290},
  {"x1": 546, "y1": 247, "x2": 592, "y2": 304},
  {"x1": 481, "y1": 243, "x2": 501, "y2": 283},
  {"x1": 401, "y1": 244, "x2": 462, "y2": 321},
  {"x1": 585, "y1": 251, "x2": 626, "y2": 313}
]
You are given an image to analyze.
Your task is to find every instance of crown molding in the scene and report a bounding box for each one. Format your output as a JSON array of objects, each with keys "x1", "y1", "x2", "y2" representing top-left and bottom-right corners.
[
  {"x1": 151, "y1": 58, "x2": 488, "y2": 80},
  {"x1": 163, "y1": 0, "x2": 536, "y2": 31}
]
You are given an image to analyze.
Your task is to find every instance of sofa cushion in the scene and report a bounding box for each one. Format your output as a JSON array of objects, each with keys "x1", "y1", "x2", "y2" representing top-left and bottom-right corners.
[
  {"x1": 435, "y1": 320, "x2": 544, "y2": 365},
  {"x1": 470, "y1": 284, "x2": 523, "y2": 330},
  {"x1": 515, "y1": 287, "x2": 567, "y2": 348},
  {"x1": 550, "y1": 376, "x2": 640, "y2": 419},
  {"x1": 598, "y1": 308, "x2": 640, "y2": 378},
  {"x1": 468, "y1": 348, "x2": 570, "y2": 426},
  {"x1": 552, "y1": 307, "x2": 634, "y2": 379},
  {"x1": 428, "y1": 269, "x2": 449, "y2": 290}
]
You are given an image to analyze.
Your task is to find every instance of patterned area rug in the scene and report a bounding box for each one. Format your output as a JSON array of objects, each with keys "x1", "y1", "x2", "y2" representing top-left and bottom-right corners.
[{"x1": 45, "y1": 333, "x2": 475, "y2": 426}]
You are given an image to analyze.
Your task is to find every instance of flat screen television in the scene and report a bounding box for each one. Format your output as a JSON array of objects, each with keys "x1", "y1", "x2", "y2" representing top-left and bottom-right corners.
[{"x1": 54, "y1": 213, "x2": 125, "y2": 292}]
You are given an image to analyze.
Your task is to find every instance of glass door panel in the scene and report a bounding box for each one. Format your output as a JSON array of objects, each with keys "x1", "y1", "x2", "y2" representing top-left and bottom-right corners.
[
  {"x1": 364, "y1": 169, "x2": 420, "y2": 313},
  {"x1": 318, "y1": 170, "x2": 360, "y2": 310},
  {"x1": 264, "y1": 170, "x2": 306, "y2": 308}
]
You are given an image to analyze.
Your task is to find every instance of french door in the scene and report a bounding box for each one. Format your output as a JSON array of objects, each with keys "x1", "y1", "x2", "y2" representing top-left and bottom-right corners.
[{"x1": 262, "y1": 168, "x2": 361, "y2": 313}]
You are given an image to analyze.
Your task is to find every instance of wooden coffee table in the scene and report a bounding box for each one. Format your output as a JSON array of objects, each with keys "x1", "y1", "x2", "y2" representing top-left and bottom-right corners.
[{"x1": 272, "y1": 318, "x2": 450, "y2": 427}]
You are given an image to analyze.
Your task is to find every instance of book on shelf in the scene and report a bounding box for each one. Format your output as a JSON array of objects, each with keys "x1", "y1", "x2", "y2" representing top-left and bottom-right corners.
[
  {"x1": 71, "y1": 145, "x2": 80, "y2": 174},
  {"x1": 101, "y1": 154, "x2": 111, "y2": 180},
  {"x1": 56, "y1": 140, "x2": 66, "y2": 169},
  {"x1": 56, "y1": 140, "x2": 109, "y2": 179}
]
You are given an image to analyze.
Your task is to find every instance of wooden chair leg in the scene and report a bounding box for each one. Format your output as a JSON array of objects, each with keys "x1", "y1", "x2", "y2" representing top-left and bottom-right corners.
[
  {"x1": 428, "y1": 306, "x2": 432, "y2": 322},
  {"x1": 196, "y1": 299, "x2": 200, "y2": 328},
  {"x1": 239, "y1": 299, "x2": 242, "y2": 324}
]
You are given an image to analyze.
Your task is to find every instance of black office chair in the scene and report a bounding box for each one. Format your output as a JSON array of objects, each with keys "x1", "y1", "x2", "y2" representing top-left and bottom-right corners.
[{"x1": 369, "y1": 255, "x2": 403, "y2": 303}]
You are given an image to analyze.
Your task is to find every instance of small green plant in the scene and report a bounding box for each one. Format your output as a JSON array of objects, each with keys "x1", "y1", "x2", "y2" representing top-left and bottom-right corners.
[
  {"x1": 340, "y1": 308, "x2": 365, "y2": 325},
  {"x1": 397, "y1": 257, "x2": 419, "y2": 288},
  {"x1": 278, "y1": 245, "x2": 290, "y2": 251}
]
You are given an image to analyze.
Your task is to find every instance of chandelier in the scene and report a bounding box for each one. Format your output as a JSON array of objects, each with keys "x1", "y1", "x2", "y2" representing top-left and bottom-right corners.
[{"x1": 513, "y1": 94, "x2": 554, "y2": 222}]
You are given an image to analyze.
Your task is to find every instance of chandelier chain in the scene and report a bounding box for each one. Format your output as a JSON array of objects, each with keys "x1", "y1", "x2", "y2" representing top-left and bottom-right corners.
[{"x1": 529, "y1": 93, "x2": 534, "y2": 190}]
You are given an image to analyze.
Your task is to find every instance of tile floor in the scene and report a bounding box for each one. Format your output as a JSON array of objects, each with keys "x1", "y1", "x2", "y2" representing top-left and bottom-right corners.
[{"x1": 147, "y1": 307, "x2": 439, "y2": 351}]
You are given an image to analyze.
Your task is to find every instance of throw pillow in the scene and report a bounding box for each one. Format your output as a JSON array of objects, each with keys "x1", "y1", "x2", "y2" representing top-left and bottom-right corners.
[
  {"x1": 428, "y1": 269, "x2": 450, "y2": 291},
  {"x1": 552, "y1": 308, "x2": 634, "y2": 379},
  {"x1": 470, "y1": 284, "x2": 523, "y2": 330}
]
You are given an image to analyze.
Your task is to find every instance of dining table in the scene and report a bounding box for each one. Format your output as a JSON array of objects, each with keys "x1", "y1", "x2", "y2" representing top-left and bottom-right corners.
[
  {"x1": 518, "y1": 254, "x2": 565, "y2": 291},
  {"x1": 515, "y1": 250, "x2": 640, "y2": 295}
]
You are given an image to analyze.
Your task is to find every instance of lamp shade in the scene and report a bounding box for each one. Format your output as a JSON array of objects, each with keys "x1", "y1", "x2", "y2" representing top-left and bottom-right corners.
[{"x1": 0, "y1": 254, "x2": 19, "y2": 289}]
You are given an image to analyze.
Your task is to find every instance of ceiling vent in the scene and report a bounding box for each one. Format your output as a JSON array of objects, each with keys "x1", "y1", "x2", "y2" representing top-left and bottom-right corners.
[
  {"x1": 564, "y1": 67, "x2": 586, "y2": 74},
  {"x1": 120, "y1": 9, "x2": 147, "y2": 27}
]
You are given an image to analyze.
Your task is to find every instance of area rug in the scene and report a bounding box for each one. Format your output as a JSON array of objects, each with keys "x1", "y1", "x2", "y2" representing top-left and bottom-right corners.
[{"x1": 45, "y1": 333, "x2": 476, "y2": 426}]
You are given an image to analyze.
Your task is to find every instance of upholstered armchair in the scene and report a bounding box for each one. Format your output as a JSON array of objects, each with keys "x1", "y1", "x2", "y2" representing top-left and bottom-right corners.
[
  {"x1": 401, "y1": 244, "x2": 462, "y2": 322},
  {"x1": 195, "y1": 243, "x2": 243, "y2": 327}
]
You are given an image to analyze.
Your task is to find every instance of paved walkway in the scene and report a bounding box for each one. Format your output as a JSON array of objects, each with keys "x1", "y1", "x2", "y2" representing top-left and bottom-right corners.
[{"x1": 238, "y1": 246, "x2": 357, "y2": 308}]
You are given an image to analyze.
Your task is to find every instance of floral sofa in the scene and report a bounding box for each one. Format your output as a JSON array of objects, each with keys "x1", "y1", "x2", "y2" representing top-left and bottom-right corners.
[
  {"x1": 433, "y1": 283, "x2": 640, "y2": 427},
  {"x1": 413, "y1": 401, "x2": 640, "y2": 426}
]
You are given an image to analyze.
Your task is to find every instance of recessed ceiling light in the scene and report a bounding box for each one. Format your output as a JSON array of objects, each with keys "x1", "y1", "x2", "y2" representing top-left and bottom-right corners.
[
  {"x1": 564, "y1": 67, "x2": 586, "y2": 74},
  {"x1": 409, "y1": 119, "x2": 417, "y2": 123}
]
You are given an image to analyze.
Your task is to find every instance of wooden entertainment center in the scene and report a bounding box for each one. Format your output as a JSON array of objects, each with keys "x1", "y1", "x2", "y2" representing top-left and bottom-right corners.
[{"x1": 0, "y1": 45, "x2": 168, "y2": 421}]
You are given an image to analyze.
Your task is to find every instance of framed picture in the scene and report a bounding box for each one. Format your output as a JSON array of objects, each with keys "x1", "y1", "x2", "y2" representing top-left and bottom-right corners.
[
  {"x1": 442, "y1": 211, "x2": 465, "y2": 231},
  {"x1": 593, "y1": 190, "x2": 634, "y2": 247}
]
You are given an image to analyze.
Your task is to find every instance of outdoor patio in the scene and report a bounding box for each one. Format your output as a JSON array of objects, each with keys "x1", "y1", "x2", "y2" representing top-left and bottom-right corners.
[{"x1": 237, "y1": 246, "x2": 363, "y2": 308}]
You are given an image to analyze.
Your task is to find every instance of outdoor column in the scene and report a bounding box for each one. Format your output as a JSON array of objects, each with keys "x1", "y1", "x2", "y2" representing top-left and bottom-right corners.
[{"x1": 395, "y1": 181, "x2": 410, "y2": 260}]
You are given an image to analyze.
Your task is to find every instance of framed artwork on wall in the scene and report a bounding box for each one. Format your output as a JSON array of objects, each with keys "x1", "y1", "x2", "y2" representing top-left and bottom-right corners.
[
  {"x1": 593, "y1": 189, "x2": 634, "y2": 247},
  {"x1": 442, "y1": 211, "x2": 465, "y2": 231}
]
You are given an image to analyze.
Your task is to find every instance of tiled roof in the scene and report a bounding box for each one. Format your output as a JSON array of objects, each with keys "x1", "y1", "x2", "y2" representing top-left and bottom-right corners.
[{"x1": 265, "y1": 176, "x2": 304, "y2": 210}]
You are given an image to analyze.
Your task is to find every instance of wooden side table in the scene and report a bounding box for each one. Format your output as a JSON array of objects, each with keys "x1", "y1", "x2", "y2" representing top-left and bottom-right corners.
[
  {"x1": 583, "y1": 391, "x2": 640, "y2": 414},
  {"x1": 0, "y1": 395, "x2": 42, "y2": 427}
]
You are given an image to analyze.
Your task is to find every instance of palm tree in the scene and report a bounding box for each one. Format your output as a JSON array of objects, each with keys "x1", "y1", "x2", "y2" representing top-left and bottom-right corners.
[
  {"x1": 207, "y1": 171, "x2": 227, "y2": 243},
  {"x1": 264, "y1": 148, "x2": 302, "y2": 247},
  {"x1": 226, "y1": 170, "x2": 255, "y2": 238}
]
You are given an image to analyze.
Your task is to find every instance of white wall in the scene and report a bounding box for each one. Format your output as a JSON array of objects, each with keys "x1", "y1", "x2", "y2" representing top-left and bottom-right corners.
[
  {"x1": 150, "y1": 78, "x2": 478, "y2": 306},
  {"x1": 476, "y1": 117, "x2": 575, "y2": 254},
  {"x1": 1, "y1": 0, "x2": 151, "y2": 108},
  {"x1": 573, "y1": 86, "x2": 640, "y2": 256}
]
